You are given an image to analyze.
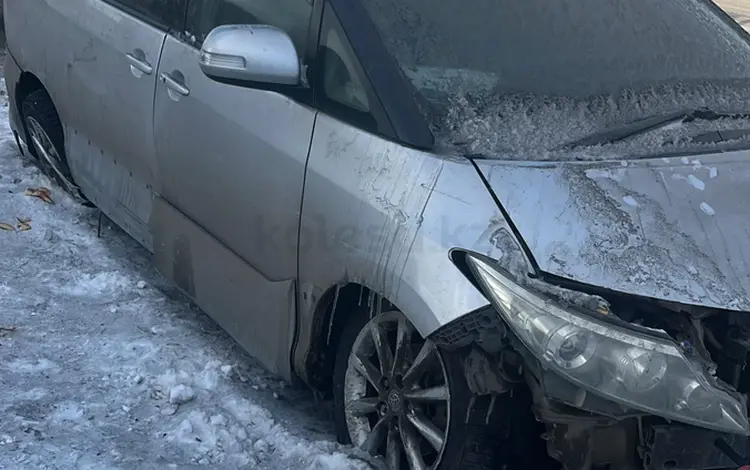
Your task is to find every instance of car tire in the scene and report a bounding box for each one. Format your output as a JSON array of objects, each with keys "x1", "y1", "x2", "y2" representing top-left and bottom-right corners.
[
  {"x1": 332, "y1": 309, "x2": 502, "y2": 470},
  {"x1": 20, "y1": 88, "x2": 90, "y2": 204}
]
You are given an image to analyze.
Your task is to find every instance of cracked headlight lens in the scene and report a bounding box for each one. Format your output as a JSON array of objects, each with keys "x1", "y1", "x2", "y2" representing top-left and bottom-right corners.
[{"x1": 466, "y1": 254, "x2": 750, "y2": 435}]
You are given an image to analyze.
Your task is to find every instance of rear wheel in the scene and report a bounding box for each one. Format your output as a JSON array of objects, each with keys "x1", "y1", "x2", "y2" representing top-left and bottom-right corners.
[
  {"x1": 332, "y1": 310, "x2": 500, "y2": 470},
  {"x1": 20, "y1": 88, "x2": 89, "y2": 204}
]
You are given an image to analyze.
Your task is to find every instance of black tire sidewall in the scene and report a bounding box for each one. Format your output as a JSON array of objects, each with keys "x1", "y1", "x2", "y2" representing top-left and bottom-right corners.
[
  {"x1": 332, "y1": 311, "x2": 502, "y2": 470},
  {"x1": 20, "y1": 89, "x2": 74, "y2": 181}
]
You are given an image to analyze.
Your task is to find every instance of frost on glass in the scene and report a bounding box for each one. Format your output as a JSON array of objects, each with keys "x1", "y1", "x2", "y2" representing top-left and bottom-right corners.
[{"x1": 361, "y1": 0, "x2": 750, "y2": 160}]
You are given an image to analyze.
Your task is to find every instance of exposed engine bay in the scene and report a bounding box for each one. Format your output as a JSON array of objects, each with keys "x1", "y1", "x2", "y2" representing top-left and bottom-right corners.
[{"x1": 433, "y1": 284, "x2": 750, "y2": 470}]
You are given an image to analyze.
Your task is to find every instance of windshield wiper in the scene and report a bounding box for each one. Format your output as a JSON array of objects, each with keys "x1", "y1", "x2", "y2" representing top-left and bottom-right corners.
[{"x1": 559, "y1": 107, "x2": 750, "y2": 150}]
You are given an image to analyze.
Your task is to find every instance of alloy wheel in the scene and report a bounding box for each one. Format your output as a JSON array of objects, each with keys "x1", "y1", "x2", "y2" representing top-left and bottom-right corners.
[
  {"x1": 344, "y1": 311, "x2": 450, "y2": 470},
  {"x1": 26, "y1": 116, "x2": 80, "y2": 195}
]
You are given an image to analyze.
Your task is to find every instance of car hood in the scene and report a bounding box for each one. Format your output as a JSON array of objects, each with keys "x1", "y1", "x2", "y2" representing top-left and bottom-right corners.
[{"x1": 473, "y1": 150, "x2": 750, "y2": 312}]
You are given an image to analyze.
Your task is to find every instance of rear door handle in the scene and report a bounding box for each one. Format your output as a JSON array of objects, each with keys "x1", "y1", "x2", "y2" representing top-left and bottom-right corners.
[
  {"x1": 160, "y1": 72, "x2": 190, "y2": 97},
  {"x1": 126, "y1": 52, "x2": 153, "y2": 75}
]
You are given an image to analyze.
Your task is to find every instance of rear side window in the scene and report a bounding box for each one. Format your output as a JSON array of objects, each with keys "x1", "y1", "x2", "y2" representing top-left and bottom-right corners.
[
  {"x1": 185, "y1": 0, "x2": 312, "y2": 58},
  {"x1": 115, "y1": 0, "x2": 188, "y2": 30}
]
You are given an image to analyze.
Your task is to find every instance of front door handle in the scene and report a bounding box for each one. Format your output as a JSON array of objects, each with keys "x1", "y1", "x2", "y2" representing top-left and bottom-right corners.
[
  {"x1": 160, "y1": 72, "x2": 190, "y2": 97},
  {"x1": 126, "y1": 52, "x2": 153, "y2": 76}
]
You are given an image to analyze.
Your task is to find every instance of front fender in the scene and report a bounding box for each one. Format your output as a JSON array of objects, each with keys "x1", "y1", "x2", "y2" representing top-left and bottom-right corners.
[{"x1": 297, "y1": 113, "x2": 531, "y2": 340}]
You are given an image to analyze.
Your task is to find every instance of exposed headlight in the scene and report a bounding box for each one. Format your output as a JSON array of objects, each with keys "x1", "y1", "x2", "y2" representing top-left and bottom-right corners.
[{"x1": 466, "y1": 254, "x2": 750, "y2": 435}]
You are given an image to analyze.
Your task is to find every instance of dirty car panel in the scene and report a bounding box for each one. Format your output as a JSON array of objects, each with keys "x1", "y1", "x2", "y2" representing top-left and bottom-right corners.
[
  {"x1": 296, "y1": 112, "x2": 498, "y2": 338},
  {"x1": 474, "y1": 153, "x2": 750, "y2": 312}
]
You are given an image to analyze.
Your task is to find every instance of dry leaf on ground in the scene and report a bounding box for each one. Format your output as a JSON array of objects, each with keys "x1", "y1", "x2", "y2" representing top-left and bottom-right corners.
[
  {"x1": 24, "y1": 187, "x2": 54, "y2": 204},
  {"x1": 16, "y1": 217, "x2": 31, "y2": 231}
]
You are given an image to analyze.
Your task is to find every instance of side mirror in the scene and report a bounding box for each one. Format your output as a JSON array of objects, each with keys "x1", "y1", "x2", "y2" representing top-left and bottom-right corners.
[{"x1": 199, "y1": 24, "x2": 301, "y2": 86}]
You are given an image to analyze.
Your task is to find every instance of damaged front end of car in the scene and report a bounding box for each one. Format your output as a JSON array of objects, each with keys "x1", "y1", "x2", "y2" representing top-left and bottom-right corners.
[
  {"x1": 423, "y1": 150, "x2": 750, "y2": 470},
  {"x1": 437, "y1": 249, "x2": 750, "y2": 470}
]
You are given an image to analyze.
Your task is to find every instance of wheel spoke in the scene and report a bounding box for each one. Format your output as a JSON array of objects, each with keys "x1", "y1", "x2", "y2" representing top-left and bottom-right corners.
[
  {"x1": 405, "y1": 384, "x2": 449, "y2": 402},
  {"x1": 361, "y1": 416, "x2": 390, "y2": 455},
  {"x1": 399, "y1": 418, "x2": 428, "y2": 470},
  {"x1": 371, "y1": 322, "x2": 393, "y2": 378},
  {"x1": 402, "y1": 340, "x2": 436, "y2": 386},
  {"x1": 352, "y1": 353, "x2": 384, "y2": 394},
  {"x1": 391, "y1": 318, "x2": 410, "y2": 378},
  {"x1": 346, "y1": 397, "x2": 380, "y2": 417},
  {"x1": 406, "y1": 411, "x2": 445, "y2": 452},
  {"x1": 386, "y1": 423, "x2": 403, "y2": 470}
]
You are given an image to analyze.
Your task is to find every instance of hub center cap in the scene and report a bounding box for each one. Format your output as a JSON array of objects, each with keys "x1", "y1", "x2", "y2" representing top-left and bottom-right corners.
[{"x1": 386, "y1": 390, "x2": 403, "y2": 413}]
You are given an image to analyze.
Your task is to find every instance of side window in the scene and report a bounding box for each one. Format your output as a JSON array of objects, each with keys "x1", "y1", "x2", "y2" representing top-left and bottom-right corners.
[
  {"x1": 185, "y1": 0, "x2": 312, "y2": 58},
  {"x1": 315, "y1": 3, "x2": 383, "y2": 134},
  {"x1": 320, "y1": 28, "x2": 370, "y2": 113},
  {"x1": 116, "y1": 0, "x2": 187, "y2": 30}
]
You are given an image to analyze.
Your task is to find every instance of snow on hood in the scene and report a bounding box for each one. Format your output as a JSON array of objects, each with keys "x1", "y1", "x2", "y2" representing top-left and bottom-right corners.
[{"x1": 474, "y1": 150, "x2": 750, "y2": 312}]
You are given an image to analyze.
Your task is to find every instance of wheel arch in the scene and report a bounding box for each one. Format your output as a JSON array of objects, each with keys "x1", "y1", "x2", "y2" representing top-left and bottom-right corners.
[
  {"x1": 14, "y1": 71, "x2": 58, "y2": 153},
  {"x1": 15, "y1": 71, "x2": 47, "y2": 116},
  {"x1": 300, "y1": 281, "x2": 398, "y2": 394}
]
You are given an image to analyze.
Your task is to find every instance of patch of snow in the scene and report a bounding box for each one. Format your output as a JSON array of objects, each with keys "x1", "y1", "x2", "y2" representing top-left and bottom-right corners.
[
  {"x1": 61, "y1": 271, "x2": 133, "y2": 296},
  {"x1": 585, "y1": 168, "x2": 624, "y2": 182},
  {"x1": 700, "y1": 202, "x2": 716, "y2": 215},
  {"x1": 14, "y1": 388, "x2": 48, "y2": 401},
  {"x1": 7, "y1": 358, "x2": 59, "y2": 373},
  {"x1": 673, "y1": 172, "x2": 708, "y2": 190},
  {"x1": 51, "y1": 402, "x2": 86, "y2": 422},
  {"x1": 169, "y1": 384, "x2": 196, "y2": 405},
  {"x1": 687, "y1": 174, "x2": 706, "y2": 190}
]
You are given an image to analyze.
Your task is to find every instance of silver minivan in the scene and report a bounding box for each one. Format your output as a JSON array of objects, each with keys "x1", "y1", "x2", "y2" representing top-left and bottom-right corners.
[{"x1": 6, "y1": 1, "x2": 750, "y2": 469}]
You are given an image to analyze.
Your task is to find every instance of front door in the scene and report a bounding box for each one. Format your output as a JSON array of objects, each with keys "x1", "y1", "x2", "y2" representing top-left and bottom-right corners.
[{"x1": 150, "y1": 0, "x2": 317, "y2": 376}]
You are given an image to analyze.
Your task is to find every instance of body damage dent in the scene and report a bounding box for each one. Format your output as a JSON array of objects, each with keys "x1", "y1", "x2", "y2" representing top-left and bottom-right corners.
[{"x1": 475, "y1": 152, "x2": 750, "y2": 311}]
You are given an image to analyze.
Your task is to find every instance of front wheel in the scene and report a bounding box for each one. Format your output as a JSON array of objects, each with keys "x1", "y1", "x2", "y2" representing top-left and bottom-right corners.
[{"x1": 332, "y1": 310, "x2": 500, "y2": 470}]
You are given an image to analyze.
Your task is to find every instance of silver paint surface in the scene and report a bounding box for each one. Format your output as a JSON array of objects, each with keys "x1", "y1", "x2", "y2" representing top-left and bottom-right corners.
[
  {"x1": 153, "y1": 35, "x2": 315, "y2": 284},
  {"x1": 200, "y1": 25, "x2": 301, "y2": 85},
  {"x1": 151, "y1": 197, "x2": 295, "y2": 379},
  {"x1": 298, "y1": 114, "x2": 526, "y2": 340},
  {"x1": 475, "y1": 152, "x2": 750, "y2": 311}
]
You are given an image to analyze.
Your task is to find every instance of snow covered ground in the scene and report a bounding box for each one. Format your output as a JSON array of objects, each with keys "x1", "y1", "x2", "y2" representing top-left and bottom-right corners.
[{"x1": 0, "y1": 50, "x2": 375, "y2": 470}]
